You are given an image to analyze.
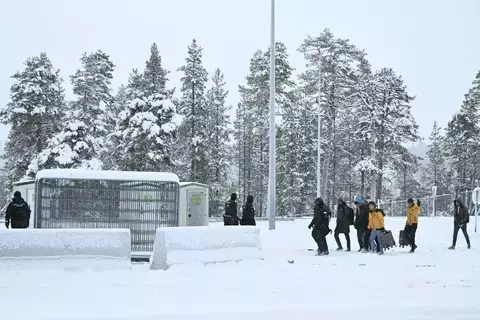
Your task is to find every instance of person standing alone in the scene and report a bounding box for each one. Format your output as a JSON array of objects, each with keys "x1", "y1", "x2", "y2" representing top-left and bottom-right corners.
[
  {"x1": 5, "y1": 191, "x2": 31, "y2": 229},
  {"x1": 449, "y1": 198, "x2": 471, "y2": 250}
]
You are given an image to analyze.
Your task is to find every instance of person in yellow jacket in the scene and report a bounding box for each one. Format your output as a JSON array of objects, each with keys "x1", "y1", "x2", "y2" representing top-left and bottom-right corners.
[
  {"x1": 405, "y1": 198, "x2": 420, "y2": 253},
  {"x1": 367, "y1": 201, "x2": 386, "y2": 255}
]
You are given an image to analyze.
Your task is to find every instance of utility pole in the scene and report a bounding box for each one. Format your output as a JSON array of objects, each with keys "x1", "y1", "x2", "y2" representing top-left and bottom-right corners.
[{"x1": 267, "y1": 0, "x2": 276, "y2": 230}]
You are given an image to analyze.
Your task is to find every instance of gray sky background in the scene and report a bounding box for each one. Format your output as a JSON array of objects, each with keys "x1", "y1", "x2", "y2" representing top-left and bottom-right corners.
[{"x1": 1, "y1": 0, "x2": 479, "y2": 141}]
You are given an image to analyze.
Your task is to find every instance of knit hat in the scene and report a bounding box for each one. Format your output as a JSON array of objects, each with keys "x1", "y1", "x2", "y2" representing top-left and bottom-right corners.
[
  {"x1": 230, "y1": 193, "x2": 237, "y2": 201},
  {"x1": 354, "y1": 196, "x2": 363, "y2": 205},
  {"x1": 407, "y1": 198, "x2": 414, "y2": 203},
  {"x1": 13, "y1": 191, "x2": 21, "y2": 198}
]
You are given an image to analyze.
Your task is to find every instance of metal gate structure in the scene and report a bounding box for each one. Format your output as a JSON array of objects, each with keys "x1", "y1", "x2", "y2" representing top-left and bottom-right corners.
[{"x1": 34, "y1": 170, "x2": 180, "y2": 258}]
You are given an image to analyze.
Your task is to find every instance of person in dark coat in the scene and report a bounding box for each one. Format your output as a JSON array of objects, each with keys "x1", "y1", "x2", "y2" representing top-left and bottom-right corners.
[
  {"x1": 5, "y1": 191, "x2": 31, "y2": 229},
  {"x1": 449, "y1": 198, "x2": 471, "y2": 250},
  {"x1": 354, "y1": 196, "x2": 370, "y2": 252},
  {"x1": 240, "y1": 195, "x2": 256, "y2": 226},
  {"x1": 308, "y1": 197, "x2": 332, "y2": 255},
  {"x1": 224, "y1": 193, "x2": 240, "y2": 226},
  {"x1": 334, "y1": 198, "x2": 351, "y2": 251}
]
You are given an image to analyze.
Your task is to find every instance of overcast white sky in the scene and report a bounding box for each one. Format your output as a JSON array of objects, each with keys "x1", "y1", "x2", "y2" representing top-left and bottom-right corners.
[{"x1": 1, "y1": 0, "x2": 479, "y2": 141}]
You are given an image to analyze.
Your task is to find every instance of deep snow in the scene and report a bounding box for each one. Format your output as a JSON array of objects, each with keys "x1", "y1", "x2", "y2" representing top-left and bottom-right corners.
[{"x1": 1, "y1": 217, "x2": 479, "y2": 320}]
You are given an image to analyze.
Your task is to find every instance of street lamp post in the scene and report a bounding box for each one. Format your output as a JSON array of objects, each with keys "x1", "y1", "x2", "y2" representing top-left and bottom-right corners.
[{"x1": 267, "y1": 0, "x2": 276, "y2": 230}]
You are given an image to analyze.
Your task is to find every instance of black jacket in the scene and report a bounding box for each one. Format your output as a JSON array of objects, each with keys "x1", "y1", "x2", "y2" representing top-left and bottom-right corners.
[
  {"x1": 6, "y1": 196, "x2": 31, "y2": 228},
  {"x1": 335, "y1": 203, "x2": 350, "y2": 234},
  {"x1": 309, "y1": 198, "x2": 331, "y2": 231},
  {"x1": 454, "y1": 199, "x2": 469, "y2": 225},
  {"x1": 225, "y1": 200, "x2": 239, "y2": 220},
  {"x1": 241, "y1": 196, "x2": 256, "y2": 226},
  {"x1": 354, "y1": 203, "x2": 369, "y2": 230}
]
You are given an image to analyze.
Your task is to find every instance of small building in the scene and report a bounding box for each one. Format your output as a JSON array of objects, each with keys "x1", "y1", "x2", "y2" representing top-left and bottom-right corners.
[
  {"x1": 12, "y1": 179, "x2": 36, "y2": 227},
  {"x1": 178, "y1": 182, "x2": 209, "y2": 227},
  {"x1": 34, "y1": 169, "x2": 180, "y2": 259}
]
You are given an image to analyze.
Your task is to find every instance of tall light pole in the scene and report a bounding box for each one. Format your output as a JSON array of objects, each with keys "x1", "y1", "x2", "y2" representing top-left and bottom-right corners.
[
  {"x1": 268, "y1": 0, "x2": 276, "y2": 230},
  {"x1": 317, "y1": 59, "x2": 322, "y2": 198}
]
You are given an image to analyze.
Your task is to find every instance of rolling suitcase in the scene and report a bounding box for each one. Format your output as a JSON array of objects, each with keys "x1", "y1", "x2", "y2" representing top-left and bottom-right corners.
[
  {"x1": 379, "y1": 230, "x2": 396, "y2": 250},
  {"x1": 399, "y1": 230, "x2": 411, "y2": 248}
]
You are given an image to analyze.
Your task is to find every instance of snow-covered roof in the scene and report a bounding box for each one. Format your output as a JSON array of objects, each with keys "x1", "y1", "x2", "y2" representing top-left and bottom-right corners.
[
  {"x1": 36, "y1": 169, "x2": 180, "y2": 183},
  {"x1": 13, "y1": 179, "x2": 35, "y2": 186},
  {"x1": 179, "y1": 182, "x2": 209, "y2": 188}
]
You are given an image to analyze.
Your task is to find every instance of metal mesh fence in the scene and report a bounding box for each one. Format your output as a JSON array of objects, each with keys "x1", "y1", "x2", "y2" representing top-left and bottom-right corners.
[
  {"x1": 379, "y1": 194, "x2": 457, "y2": 217},
  {"x1": 35, "y1": 178, "x2": 179, "y2": 255}
]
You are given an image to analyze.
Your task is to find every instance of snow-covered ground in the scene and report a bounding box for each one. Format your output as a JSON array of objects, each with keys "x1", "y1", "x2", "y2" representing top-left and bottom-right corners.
[{"x1": 1, "y1": 217, "x2": 479, "y2": 320}]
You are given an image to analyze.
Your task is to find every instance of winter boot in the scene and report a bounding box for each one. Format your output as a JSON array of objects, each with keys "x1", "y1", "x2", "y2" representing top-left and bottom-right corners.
[
  {"x1": 323, "y1": 250, "x2": 329, "y2": 256},
  {"x1": 357, "y1": 248, "x2": 363, "y2": 252},
  {"x1": 335, "y1": 247, "x2": 343, "y2": 251},
  {"x1": 378, "y1": 251, "x2": 384, "y2": 255},
  {"x1": 409, "y1": 245, "x2": 417, "y2": 253},
  {"x1": 346, "y1": 247, "x2": 351, "y2": 252},
  {"x1": 468, "y1": 244, "x2": 471, "y2": 249},
  {"x1": 448, "y1": 245, "x2": 455, "y2": 250}
]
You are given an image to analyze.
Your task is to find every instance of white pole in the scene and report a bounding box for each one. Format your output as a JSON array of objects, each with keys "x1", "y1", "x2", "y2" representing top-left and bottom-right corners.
[
  {"x1": 475, "y1": 203, "x2": 477, "y2": 233},
  {"x1": 316, "y1": 58, "x2": 322, "y2": 198},
  {"x1": 268, "y1": 0, "x2": 276, "y2": 230}
]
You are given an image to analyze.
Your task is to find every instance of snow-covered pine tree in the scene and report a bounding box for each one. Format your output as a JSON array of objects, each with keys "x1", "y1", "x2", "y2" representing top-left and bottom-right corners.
[
  {"x1": 421, "y1": 121, "x2": 451, "y2": 195},
  {"x1": 392, "y1": 147, "x2": 423, "y2": 199},
  {"x1": 102, "y1": 85, "x2": 128, "y2": 170},
  {"x1": 28, "y1": 50, "x2": 114, "y2": 173},
  {"x1": 444, "y1": 72, "x2": 480, "y2": 193},
  {"x1": 113, "y1": 43, "x2": 177, "y2": 172},
  {"x1": 236, "y1": 42, "x2": 295, "y2": 216},
  {"x1": 205, "y1": 69, "x2": 232, "y2": 215},
  {"x1": 298, "y1": 29, "x2": 368, "y2": 205},
  {"x1": 277, "y1": 89, "x2": 308, "y2": 216},
  {"x1": 176, "y1": 39, "x2": 209, "y2": 183},
  {"x1": 0, "y1": 53, "x2": 65, "y2": 184},
  {"x1": 368, "y1": 68, "x2": 419, "y2": 200}
]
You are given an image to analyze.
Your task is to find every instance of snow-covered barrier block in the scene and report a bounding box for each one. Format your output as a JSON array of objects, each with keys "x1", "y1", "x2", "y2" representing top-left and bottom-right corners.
[
  {"x1": 150, "y1": 226, "x2": 263, "y2": 270},
  {"x1": 0, "y1": 229, "x2": 131, "y2": 270}
]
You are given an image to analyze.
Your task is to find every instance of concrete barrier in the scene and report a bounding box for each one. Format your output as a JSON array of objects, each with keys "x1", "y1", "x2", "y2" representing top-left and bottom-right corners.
[
  {"x1": 150, "y1": 226, "x2": 263, "y2": 270},
  {"x1": 0, "y1": 229, "x2": 131, "y2": 270}
]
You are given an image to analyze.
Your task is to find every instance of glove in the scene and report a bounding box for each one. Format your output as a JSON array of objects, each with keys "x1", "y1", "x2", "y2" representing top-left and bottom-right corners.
[{"x1": 5, "y1": 221, "x2": 9, "y2": 229}]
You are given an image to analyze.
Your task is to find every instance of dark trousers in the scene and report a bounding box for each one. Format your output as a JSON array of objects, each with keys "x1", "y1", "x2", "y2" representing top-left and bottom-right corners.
[
  {"x1": 224, "y1": 216, "x2": 239, "y2": 226},
  {"x1": 334, "y1": 231, "x2": 350, "y2": 249},
  {"x1": 312, "y1": 229, "x2": 329, "y2": 253},
  {"x1": 453, "y1": 224, "x2": 470, "y2": 246},
  {"x1": 356, "y1": 228, "x2": 367, "y2": 249},
  {"x1": 405, "y1": 225, "x2": 417, "y2": 248}
]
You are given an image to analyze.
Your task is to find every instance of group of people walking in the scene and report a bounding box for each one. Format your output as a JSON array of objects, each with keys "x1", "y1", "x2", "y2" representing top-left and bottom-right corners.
[
  {"x1": 223, "y1": 192, "x2": 472, "y2": 254},
  {"x1": 308, "y1": 195, "x2": 472, "y2": 255}
]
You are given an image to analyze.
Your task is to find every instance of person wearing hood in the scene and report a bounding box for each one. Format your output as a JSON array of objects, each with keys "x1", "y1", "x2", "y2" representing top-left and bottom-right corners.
[
  {"x1": 224, "y1": 193, "x2": 240, "y2": 226},
  {"x1": 240, "y1": 195, "x2": 256, "y2": 226},
  {"x1": 334, "y1": 198, "x2": 351, "y2": 251},
  {"x1": 449, "y1": 198, "x2": 471, "y2": 250},
  {"x1": 5, "y1": 191, "x2": 31, "y2": 229},
  {"x1": 405, "y1": 198, "x2": 420, "y2": 253},
  {"x1": 308, "y1": 197, "x2": 332, "y2": 255},
  {"x1": 354, "y1": 196, "x2": 370, "y2": 252}
]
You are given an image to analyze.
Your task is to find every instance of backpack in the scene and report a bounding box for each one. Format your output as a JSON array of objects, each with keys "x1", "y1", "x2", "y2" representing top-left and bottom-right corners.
[
  {"x1": 11, "y1": 202, "x2": 28, "y2": 220},
  {"x1": 347, "y1": 206, "x2": 354, "y2": 225}
]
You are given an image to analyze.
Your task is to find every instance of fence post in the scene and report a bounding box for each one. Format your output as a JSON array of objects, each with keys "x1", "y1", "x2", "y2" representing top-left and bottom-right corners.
[{"x1": 432, "y1": 186, "x2": 437, "y2": 217}]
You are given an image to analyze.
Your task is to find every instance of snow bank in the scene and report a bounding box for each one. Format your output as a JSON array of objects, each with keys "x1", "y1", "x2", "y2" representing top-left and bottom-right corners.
[
  {"x1": 36, "y1": 169, "x2": 180, "y2": 183},
  {"x1": 0, "y1": 229, "x2": 131, "y2": 270},
  {"x1": 150, "y1": 226, "x2": 263, "y2": 270}
]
